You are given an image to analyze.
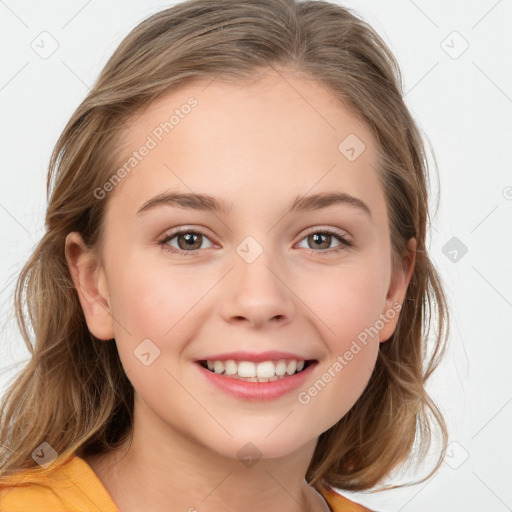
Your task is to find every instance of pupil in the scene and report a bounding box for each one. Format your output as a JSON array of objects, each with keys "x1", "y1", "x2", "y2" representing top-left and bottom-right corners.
[
  {"x1": 180, "y1": 233, "x2": 200, "y2": 249},
  {"x1": 311, "y1": 233, "x2": 329, "y2": 249}
]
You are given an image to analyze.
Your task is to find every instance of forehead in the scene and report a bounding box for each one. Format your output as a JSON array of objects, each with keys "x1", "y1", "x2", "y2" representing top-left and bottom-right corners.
[{"x1": 106, "y1": 68, "x2": 385, "y2": 219}]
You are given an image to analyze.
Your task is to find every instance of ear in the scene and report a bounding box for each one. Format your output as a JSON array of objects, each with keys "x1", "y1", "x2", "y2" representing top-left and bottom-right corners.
[
  {"x1": 65, "y1": 232, "x2": 115, "y2": 340},
  {"x1": 379, "y1": 237, "x2": 416, "y2": 343}
]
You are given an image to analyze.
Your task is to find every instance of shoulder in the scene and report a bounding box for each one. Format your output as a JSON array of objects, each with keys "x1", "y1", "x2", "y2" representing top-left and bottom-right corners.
[
  {"x1": 320, "y1": 485, "x2": 375, "y2": 512},
  {"x1": 0, "y1": 455, "x2": 119, "y2": 512},
  {"x1": 0, "y1": 481, "x2": 70, "y2": 512}
]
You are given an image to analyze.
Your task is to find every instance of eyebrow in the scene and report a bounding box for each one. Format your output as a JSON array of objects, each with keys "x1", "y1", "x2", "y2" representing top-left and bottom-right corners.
[{"x1": 136, "y1": 190, "x2": 371, "y2": 218}]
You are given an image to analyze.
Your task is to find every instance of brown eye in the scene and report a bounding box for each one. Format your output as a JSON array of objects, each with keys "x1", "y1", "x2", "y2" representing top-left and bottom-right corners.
[
  {"x1": 159, "y1": 228, "x2": 214, "y2": 255},
  {"x1": 307, "y1": 233, "x2": 332, "y2": 250},
  {"x1": 297, "y1": 229, "x2": 352, "y2": 255},
  {"x1": 176, "y1": 232, "x2": 203, "y2": 250}
]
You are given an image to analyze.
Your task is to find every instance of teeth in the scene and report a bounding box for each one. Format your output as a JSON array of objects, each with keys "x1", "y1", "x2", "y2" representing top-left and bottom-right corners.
[
  {"x1": 256, "y1": 361, "x2": 275, "y2": 378},
  {"x1": 203, "y1": 358, "x2": 308, "y2": 381},
  {"x1": 286, "y1": 360, "x2": 296, "y2": 375},
  {"x1": 238, "y1": 361, "x2": 256, "y2": 378},
  {"x1": 275, "y1": 360, "x2": 287, "y2": 376},
  {"x1": 213, "y1": 361, "x2": 224, "y2": 374},
  {"x1": 224, "y1": 360, "x2": 238, "y2": 375}
]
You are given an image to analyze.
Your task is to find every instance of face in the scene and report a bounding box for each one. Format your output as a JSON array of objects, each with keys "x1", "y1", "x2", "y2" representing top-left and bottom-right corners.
[{"x1": 67, "y1": 67, "x2": 414, "y2": 461}]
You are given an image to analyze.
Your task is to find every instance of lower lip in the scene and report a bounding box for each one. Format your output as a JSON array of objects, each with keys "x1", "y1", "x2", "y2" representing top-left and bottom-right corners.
[{"x1": 196, "y1": 362, "x2": 316, "y2": 401}]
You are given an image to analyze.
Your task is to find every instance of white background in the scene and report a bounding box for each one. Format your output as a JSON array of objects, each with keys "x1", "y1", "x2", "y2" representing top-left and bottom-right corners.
[{"x1": 1, "y1": 1, "x2": 511, "y2": 511}]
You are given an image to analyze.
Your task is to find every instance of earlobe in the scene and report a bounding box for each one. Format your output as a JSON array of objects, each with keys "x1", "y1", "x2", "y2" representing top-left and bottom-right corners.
[
  {"x1": 379, "y1": 238, "x2": 417, "y2": 343},
  {"x1": 65, "y1": 232, "x2": 115, "y2": 340}
]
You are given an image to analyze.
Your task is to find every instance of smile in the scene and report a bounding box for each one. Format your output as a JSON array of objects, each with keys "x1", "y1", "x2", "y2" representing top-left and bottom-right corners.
[{"x1": 199, "y1": 359, "x2": 311, "y2": 382}]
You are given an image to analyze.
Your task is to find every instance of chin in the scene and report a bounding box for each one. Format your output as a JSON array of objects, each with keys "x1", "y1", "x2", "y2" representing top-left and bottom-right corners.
[{"x1": 208, "y1": 432, "x2": 312, "y2": 463}]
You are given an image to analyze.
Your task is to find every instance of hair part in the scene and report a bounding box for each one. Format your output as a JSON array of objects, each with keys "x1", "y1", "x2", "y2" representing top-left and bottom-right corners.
[{"x1": 0, "y1": 0, "x2": 448, "y2": 491}]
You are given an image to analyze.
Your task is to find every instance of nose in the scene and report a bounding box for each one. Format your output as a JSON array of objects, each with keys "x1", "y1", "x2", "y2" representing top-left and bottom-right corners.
[{"x1": 220, "y1": 249, "x2": 296, "y2": 329}]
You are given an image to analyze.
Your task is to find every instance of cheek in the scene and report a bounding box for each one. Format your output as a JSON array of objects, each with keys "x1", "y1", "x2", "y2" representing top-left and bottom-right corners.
[
  {"x1": 300, "y1": 259, "x2": 389, "y2": 344},
  {"x1": 298, "y1": 341, "x2": 379, "y2": 438},
  {"x1": 296, "y1": 281, "x2": 382, "y2": 435},
  {"x1": 291, "y1": 263, "x2": 385, "y2": 428},
  {"x1": 107, "y1": 250, "x2": 212, "y2": 339}
]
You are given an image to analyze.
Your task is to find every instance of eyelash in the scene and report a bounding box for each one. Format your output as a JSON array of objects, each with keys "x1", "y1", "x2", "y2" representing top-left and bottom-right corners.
[{"x1": 158, "y1": 227, "x2": 352, "y2": 257}]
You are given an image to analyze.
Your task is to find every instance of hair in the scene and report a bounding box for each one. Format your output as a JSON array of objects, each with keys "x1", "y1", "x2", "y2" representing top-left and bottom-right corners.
[{"x1": 0, "y1": 0, "x2": 448, "y2": 493}]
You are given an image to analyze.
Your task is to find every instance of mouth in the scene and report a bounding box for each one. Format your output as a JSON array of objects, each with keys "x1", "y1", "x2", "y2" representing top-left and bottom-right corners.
[{"x1": 197, "y1": 358, "x2": 316, "y2": 383}]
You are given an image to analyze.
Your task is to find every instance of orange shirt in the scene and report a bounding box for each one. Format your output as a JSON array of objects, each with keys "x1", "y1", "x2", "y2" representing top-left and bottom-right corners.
[{"x1": 0, "y1": 455, "x2": 371, "y2": 512}]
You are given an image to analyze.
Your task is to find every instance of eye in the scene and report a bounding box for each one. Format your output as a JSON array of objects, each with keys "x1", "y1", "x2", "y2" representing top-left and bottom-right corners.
[
  {"x1": 296, "y1": 228, "x2": 352, "y2": 255},
  {"x1": 158, "y1": 227, "x2": 214, "y2": 256},
  {"x1": 158, "y1": 226, "x2": 352, "y2": 257}
]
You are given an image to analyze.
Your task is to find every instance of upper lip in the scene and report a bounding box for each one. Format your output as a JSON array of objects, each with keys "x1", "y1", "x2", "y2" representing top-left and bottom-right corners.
[{"x1": 195, "y1": 351, "x2": 317, "y2": 363}]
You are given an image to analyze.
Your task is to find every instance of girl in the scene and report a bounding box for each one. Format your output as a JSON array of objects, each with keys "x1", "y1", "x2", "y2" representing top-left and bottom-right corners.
[{"x1": 0, "y1": 1, "x2": 448, "y2": 511}]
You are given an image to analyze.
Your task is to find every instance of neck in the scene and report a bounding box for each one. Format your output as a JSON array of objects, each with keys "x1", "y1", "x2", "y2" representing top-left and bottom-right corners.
[{"x1": 84, "y1": 396, "x2": 330, "y2": 512}]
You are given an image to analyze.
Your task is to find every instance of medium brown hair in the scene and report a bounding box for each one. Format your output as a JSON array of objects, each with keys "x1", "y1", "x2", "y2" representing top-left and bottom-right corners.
[{"x1": 0, "y1": 0, "x2": 448, "y2": 492}]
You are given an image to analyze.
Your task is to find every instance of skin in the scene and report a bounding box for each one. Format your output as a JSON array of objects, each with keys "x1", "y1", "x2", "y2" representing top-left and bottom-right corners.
[{"x1": 65, "y1": 67, "x2": 415, "y2": 512}]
